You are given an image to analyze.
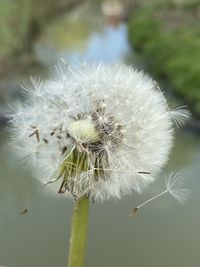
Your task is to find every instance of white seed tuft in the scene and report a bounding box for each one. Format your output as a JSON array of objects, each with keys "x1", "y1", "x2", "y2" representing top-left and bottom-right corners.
[
  {"x1": 166, "y1": 173, "x2": 191, "y2": 204},
  {"x1": 169, "y1": 106, "x2": 191, "y2": 128}
]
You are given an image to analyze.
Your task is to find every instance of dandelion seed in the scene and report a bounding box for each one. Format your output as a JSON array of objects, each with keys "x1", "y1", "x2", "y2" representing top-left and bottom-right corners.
[
  {"x1": 154, "y1": 82, "x2": 190, "y2": 128},
  {"x1": 28, "y1": 129, "x2": 40, "y2": 142},
  {"x1": 43, "y1": 138, "x2": 49, "y2": 144},
  {"x1": 168, "y1": 106, "x2": 191, "y2": 128},
  {"x1": 19, "y1": 208, "x2": 28, "y2": 215},
  {"x1": 9, "y1": 62, "x2": 189, "y2": 202},
  {"x1": 129, "y1": 173, "x2": 190, "y2": 217}
]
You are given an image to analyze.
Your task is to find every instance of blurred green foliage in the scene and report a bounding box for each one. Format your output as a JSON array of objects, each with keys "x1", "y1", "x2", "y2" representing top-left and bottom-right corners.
[
  {"x1": 0, "y1": 0, "x2": 31, "y2": 56},
  {"x1": 0, "y1": 0, "x2": 78, "y2": 58},
  {"x1": 128, "y1": 0, "x2": 200, "y2": 117},
  {"x1": 37, "y1": 16, "x2": 93, "y2": 50}
]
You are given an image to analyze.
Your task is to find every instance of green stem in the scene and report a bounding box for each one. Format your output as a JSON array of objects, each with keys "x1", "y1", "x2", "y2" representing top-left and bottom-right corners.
[{"x1": 68, "y1": 196, "x2": 90, "y2": 267}]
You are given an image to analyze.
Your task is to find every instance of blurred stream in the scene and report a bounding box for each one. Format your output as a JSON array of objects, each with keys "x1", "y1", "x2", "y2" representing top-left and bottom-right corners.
[{"x1": 0, "y1": 3, "x2": 200, "y2": 267}]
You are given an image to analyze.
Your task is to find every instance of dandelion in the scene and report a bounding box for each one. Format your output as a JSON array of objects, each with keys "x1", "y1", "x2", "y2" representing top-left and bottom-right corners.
[
  {"x1": 9, "y1": 62, "x2": 189, "y2": 200},
  {"x1": 8, "y1": 61, "x2": 190, "y2": 267},
  {"x1": 129, "y1": 173, "x2": 191, "y2": 217}
]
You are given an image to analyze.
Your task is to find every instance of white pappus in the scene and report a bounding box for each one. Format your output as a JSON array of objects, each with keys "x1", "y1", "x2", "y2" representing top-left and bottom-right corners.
[{"x1": 9, "y1": 61, "x2": 190, "y2": 202}]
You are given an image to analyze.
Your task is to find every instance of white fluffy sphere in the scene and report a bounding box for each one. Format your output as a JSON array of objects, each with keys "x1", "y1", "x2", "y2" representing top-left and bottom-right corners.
[{"x1": 9, "y1": 62, "x2": 189, "y2": 201}]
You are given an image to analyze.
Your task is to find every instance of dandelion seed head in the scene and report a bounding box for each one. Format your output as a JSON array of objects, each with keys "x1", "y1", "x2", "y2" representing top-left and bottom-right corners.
[{"x1": 9, "y1": 63, "x2": 189, "y2": 201}]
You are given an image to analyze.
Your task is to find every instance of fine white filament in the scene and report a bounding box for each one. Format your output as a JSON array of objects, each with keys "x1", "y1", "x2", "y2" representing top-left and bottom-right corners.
[{"x1": 129, "y1": 173, "x2": 190, "y2": 217}]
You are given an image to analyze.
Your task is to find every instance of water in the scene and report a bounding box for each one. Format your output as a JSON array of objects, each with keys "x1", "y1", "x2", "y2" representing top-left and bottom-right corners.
[
  {"x1": 0, "y1": 4, "x2": 200, "y2": 267},
  {"x1": 34, "y1": 4, "x2": 131, "y2": 66}
]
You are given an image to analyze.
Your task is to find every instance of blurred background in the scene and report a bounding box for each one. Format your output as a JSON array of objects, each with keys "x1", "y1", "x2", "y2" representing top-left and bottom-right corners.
[{"x1": 0, "y1": 0, "x2": 200, "y2": 267}]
